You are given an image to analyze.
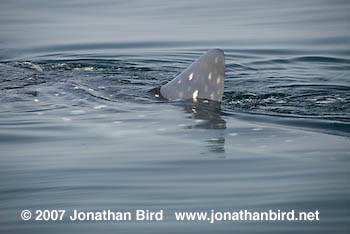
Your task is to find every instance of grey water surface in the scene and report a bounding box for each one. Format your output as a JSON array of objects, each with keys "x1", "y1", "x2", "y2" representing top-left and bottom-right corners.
[{"x1": 0, "y1": 0, "x2": 349, "y2": 233}]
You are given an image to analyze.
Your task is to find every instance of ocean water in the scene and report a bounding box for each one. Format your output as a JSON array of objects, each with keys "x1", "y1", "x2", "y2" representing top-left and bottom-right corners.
[{"x1": 0, "y1": 0, "x2": 349, "y2": 233}]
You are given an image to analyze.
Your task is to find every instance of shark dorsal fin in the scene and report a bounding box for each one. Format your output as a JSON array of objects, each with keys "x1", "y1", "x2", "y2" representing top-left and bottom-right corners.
[{"x1": 160, "y1": 49, "x2": 225, "y2": 102}]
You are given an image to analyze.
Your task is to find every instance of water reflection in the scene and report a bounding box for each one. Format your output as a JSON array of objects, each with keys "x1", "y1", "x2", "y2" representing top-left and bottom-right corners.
[
  {"x1": 180, "y1": 99, "x2": 226, "y2": 154},
  {"x1": 149, "y1": 87, "x2": 225, "y2": 129},
  {"x1": 206, "y1": 137, "x2": 225, "y2": 153},
  {"x1": 180, "y1": 99, "x2": 226, "y2": 130}
]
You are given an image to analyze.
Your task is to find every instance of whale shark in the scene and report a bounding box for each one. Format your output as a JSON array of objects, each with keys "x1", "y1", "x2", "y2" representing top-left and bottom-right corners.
[
  {"x1": 149, "y1": 49, "x2": 226, "y2": 129},
  {"x1": 153, "y1": 49, "x2": 225, "y2": 103}
]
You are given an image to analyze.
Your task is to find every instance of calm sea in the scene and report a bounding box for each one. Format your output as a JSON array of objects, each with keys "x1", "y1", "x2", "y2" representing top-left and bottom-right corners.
[{"x1": 0, "y1": 0, "x2": 349, "y2": 233}]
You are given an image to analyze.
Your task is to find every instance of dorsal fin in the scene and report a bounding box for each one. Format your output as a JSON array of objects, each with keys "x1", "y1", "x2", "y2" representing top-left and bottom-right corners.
[{"x1": 160, "y1": 49, "x2": 225, "y2": 102}]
